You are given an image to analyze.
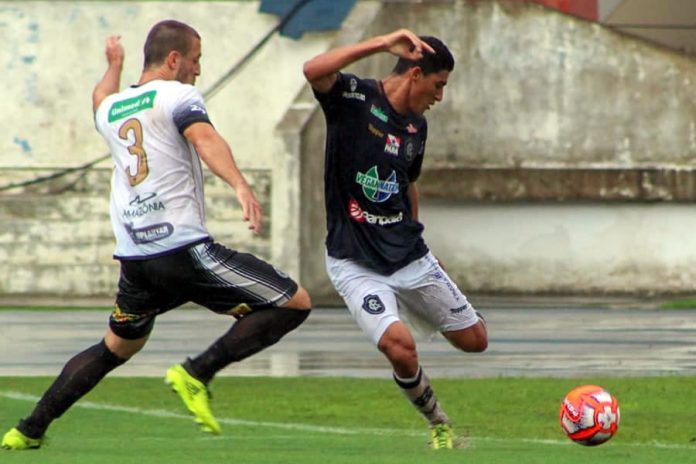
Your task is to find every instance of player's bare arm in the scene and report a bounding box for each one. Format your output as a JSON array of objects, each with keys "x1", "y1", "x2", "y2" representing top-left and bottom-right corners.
[
  {"x1": 303, "y1": 29, "x2": 435, "y2": 94},
  {"x1": 408, "y1": 181, "x2": 420, "y2": 222},
  {"x1": 92, "y1": 35, "x2": 125, "y2": 113},
  {"x1": 184, "y1": 122, "x2": 263, "y2": 234}
]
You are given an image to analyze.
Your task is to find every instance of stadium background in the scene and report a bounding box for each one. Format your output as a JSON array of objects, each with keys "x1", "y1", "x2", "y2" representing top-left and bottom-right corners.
[{"x1": 2, "y1": 0, "x2": 696, "y2": 304}]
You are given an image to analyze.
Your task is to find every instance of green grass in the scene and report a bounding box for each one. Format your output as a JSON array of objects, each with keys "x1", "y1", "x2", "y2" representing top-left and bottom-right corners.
[
  {"x1": 1, "y1": 376, "x2": 695, "y2": 463},
  {"x1": 660, "y1": 299, "x2": 696, "y2": 309}
]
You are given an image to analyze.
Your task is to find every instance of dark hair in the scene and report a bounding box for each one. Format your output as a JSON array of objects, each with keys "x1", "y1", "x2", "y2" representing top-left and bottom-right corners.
[
  {"x1": 392, "y1": 36, "x2": 454, "y2": 75},
  {"x1": 143, "y1": 20, "x2": 200, "y2": 68}
]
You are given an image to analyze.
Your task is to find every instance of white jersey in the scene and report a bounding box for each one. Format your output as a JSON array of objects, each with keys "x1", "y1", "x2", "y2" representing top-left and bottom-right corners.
[{"x1": 95, "y1": 80, "x2": 212, "y2": 259}]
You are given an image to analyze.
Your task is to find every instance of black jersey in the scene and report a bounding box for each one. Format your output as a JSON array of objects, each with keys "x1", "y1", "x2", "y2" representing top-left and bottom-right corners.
[{"x1": 315, "y1": 72, "x2": 429, "y2": 275}]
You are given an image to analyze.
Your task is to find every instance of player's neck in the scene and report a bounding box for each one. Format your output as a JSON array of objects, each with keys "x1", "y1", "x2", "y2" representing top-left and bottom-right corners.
[
  {"x1": 380, "y1": 74, "x2": 411, "y2": 115},
  {"x1": 138, "y1": 67, "x2": 173, "y2": 86}
]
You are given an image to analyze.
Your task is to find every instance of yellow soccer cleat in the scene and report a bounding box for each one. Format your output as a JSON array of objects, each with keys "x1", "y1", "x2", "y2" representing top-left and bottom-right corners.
[
  {"x1": 165, "y1": 364, "x2": 221, "y2": 435},
  {"x1": 1, "y1": 427, "x2": 43, "y2": 450},
  {"x1": 429, "y1": 423, "x2": 454, "y2": 450}
]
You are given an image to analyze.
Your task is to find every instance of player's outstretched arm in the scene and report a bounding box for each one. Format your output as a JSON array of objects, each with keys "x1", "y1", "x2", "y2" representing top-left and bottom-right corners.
[
  {"x1": 303, "y1": 29, "x2": 434, "y2": 93},
  {"x1": 93, "y1": 35, "x2": 125, "y2": 113},
  {"x1": 184, "y1": 122, "x2": 263, "y2": 234}
]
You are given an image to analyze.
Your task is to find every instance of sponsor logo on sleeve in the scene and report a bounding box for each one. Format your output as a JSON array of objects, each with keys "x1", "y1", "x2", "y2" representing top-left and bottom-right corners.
[
  {"x1": 370, "y1": 105, "x2": 388, "y2": 123},
  {"x1": 189, "y1": 103, "x2": 207, "y2": 114},
  {"x1": 342, "y1": 77, "x2": 366, "y2": 101}
]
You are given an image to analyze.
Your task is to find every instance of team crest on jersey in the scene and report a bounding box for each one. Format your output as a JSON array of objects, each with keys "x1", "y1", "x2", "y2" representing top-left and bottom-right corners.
[
  {"x1": 355, "y1": 166, "x2": 399, "y2": 202},
  {"x1": 362, "y1": 294, "x2": 385, "y2": 314},
  {"x1": 404, "y1": 138, "x2": 417, "y2": 162},
  {"x1": 384, "y1": 134, "x2": 400, "y2": 156}
]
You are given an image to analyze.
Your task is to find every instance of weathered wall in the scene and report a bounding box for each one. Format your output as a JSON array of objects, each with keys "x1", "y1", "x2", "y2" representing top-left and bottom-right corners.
[
  {"x1": 0, "y1": 170, "x2": 270, "y2": 296},
  {"x1": 4, "y1": 0, "x2": 696, "y2": 301}
]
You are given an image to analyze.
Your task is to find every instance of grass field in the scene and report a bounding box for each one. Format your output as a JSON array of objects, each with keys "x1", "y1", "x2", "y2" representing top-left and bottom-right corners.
[{"x1": 1, "y1": 376, "x2": 694, "y2": 463}]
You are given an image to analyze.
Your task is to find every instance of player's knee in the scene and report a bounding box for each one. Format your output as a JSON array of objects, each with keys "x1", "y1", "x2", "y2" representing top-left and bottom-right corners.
[
  {"x1": 446, "y1": 322, "x2": 488, "y2": 353},
  {"x1": 378, "y1": 337, "x2": 418, "y2": 367},
  {"x1": 283, "y1": 286, "x2": 312, "y2": 310},
  {"x1": 257, "y1": 307, "x2": 311, "y2": 349},
  {"x1": 453, "y1": 338, "x2": 487, "y2": 353},
  {"x1": 105, "y1": 327, "x2": 148, "y2": 360},
  {"x1": 467, "y1": 335, "x2": 488, "y2": 353},
  {"x1": 97, "y1": 338, "x2": 129, "y2": 367}
]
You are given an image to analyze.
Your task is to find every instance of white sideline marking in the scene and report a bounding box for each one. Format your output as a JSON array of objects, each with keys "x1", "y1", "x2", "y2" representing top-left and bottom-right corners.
[
  {"x1": 0, "y1": 390, "x2": 419, "y2": 437},
  {"x1": 1, "y1": 390, "x2": 695, "y2": 450}
]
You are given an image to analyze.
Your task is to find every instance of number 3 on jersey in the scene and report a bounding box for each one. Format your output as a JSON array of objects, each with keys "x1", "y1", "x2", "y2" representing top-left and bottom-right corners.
[{"x1": 119, "y1": 118, "x2": 149, "y2": 186}]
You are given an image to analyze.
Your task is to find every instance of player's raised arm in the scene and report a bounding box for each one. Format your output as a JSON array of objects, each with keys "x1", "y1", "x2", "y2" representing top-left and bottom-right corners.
[
  {"x1": 92, "y1": 35, "x2": 125, "y2": 113},
  {"x1": 183, "y1": 122, "x2": 263, "y2": 234},
  {"x1": 302, "y1": 28, "x2": 435, "y2": 94}
]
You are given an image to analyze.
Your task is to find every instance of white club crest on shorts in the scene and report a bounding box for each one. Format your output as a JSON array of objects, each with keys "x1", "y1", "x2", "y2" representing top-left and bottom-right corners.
[{"x1": 362, "y1": 294, "x2": 385, "y2": 314}]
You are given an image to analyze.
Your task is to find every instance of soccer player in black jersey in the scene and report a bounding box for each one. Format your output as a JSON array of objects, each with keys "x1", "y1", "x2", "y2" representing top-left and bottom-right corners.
[{"x1": 304, "y1": 29, "x2": 488, "y2": 449}]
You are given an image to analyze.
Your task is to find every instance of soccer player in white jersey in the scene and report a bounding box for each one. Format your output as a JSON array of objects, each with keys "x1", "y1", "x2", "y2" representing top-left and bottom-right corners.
[
  {"x1": 2, "y1": 20, "x2": 312, "y2": 450},
  {"x1": 303, "y1": 29, "x2": 488, "y2": 449}
]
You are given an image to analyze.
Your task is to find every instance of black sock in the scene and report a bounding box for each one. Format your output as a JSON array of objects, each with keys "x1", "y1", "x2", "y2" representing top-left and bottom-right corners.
[
  {"x1": 186, "y1": 308, "x2": 310, "y2": 384},
  {"x1": 17, "y1": 339, "x2": 126, "y2": 438}
]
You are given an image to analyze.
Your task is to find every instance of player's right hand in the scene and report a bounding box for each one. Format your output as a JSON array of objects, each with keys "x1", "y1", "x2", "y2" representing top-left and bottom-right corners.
[
  {"x1": 105, "y1": 35, "x2": 125, "y2": 67},
  {"x1": 381, "y1": 29, "x2": 435, "y2": 61},
  {"x1": 235, "y1": 184, "x2": 263, "y2": 235}
]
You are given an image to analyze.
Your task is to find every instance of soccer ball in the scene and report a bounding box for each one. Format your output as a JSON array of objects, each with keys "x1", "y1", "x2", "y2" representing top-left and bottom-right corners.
[{"x1": 559, "y1": 385, "x2": 620, "y2": 446}]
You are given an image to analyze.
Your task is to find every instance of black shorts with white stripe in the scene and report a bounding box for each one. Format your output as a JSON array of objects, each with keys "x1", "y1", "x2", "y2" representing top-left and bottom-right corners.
[{"x1": 110, "y1": 241, "x2": 298, "y2": 339}]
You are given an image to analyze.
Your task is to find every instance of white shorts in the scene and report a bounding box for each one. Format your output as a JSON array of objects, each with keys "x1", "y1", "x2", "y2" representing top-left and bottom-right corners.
[{"x1": 325, "y1": 250, "x2": 480, "y2": 345}]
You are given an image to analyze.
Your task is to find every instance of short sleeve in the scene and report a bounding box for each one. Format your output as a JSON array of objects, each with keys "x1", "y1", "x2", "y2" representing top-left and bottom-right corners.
[
  {"x1": 408, "y1": 122, "x2": 427, "y2": 182},
  {"x1": 172, "y1": 86, "x2": 211, "y2": 134}
]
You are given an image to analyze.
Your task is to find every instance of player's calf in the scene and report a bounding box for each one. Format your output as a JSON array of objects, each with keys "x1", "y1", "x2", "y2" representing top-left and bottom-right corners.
[{"x1": 184, "y1": 307, "x2": 311, "y2": 383}]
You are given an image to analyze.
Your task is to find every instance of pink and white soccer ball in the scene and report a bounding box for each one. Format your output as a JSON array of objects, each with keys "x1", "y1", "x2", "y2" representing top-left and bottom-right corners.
[{"x1": 559, "y1": 384, "x2": 620, "y2": 446}]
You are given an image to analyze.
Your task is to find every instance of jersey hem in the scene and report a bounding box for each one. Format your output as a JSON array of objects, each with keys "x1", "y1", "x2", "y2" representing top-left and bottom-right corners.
[{"x1": 114, "y1": 237, "x2": 212, "y2": 261}]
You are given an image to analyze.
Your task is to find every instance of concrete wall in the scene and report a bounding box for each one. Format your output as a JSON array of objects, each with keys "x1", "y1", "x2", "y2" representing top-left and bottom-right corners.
[{"x1": 3, "y1": 0, "x2": 696, "y2": 301}]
